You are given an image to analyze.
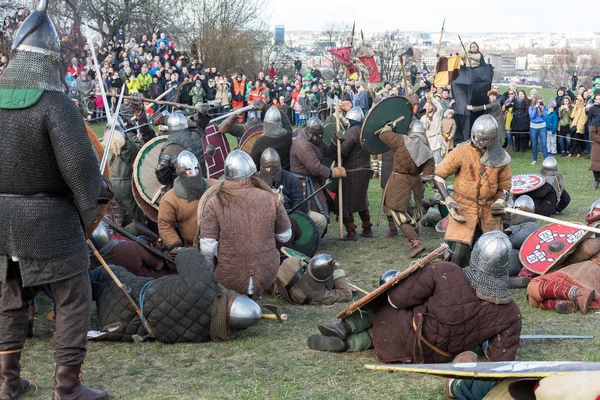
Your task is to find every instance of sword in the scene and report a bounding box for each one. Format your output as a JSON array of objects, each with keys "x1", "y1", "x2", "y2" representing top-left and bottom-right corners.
[
  {"x1": 521, "y1": 334, "x2": 593, "y2": 340},
  {"x1": 504, "y1": 208, "x2": 600, "y2": 235},
  {"x1": 87, "y1": 34, "x2": 113, "y2": 125},
  {"x1": 99, "y1": 85, "x2": 125, "y2": 173},
  {"x1": 209, "y1": 104, "x2": 255, "y2": 124},
  {"x1": 287, "y1": 179, "x2": 332, "y2": 215}
]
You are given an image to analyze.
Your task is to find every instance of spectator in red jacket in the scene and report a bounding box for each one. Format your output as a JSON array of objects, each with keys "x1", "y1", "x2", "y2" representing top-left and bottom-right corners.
[{"x1": 67, "y1": 57, "x2": 84, "y2": 79}]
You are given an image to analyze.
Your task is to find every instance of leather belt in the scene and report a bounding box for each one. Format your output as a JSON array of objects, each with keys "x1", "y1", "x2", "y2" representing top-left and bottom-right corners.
[{"x1": 412, "y1": 316, "x2": 451, "y2": 358}]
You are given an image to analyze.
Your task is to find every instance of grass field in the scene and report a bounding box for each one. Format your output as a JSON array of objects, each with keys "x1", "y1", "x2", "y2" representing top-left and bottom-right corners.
[{"x1": 22, "y1": 126, "x2": 600, "y2": 399}]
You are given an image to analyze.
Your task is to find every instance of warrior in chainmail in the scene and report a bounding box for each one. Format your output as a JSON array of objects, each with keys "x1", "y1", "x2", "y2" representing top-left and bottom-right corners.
[
  {"x1": 158, "y1": 151, "x2": 212, "y2": 254},
  {"x1": 434, "y1": 115, "x2": 512, "y2": 268},
  {"x1": 155, "y1": 111, "x2": 207, "y2": 190},
  {"x1": 0, "y1": 1, "x2": 111, "y2": 398},
  {"x1": 307, "y1": 231, "x2": 521, "y2": 365}
]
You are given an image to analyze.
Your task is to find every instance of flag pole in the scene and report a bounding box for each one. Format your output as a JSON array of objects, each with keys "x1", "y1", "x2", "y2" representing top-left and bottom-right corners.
[
  {"x1": 427, "y1": 18, "x2": 446, "y2": 118},
  {"x1": 337, "y1": 21, "x2": 355, "y2": 239}
]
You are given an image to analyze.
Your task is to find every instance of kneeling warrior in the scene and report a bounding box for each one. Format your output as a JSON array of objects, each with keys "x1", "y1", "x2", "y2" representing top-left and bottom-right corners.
[
  {"x1": 273, "y1": 254, "x2": 352, "y2": 305},
  {"x1": 307, "y1": 232, "x2": 521, "y2": 364}
]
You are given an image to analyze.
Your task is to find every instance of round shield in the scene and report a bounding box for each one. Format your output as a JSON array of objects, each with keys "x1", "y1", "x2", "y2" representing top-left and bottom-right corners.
[
  {"x1": 511, "y1": 173, "x2": 546, "y2": 195},
  {"x1": 202, "y1": 124, "x2": 230, "y2": 179},
  {"x1": 239, "y1": 124, "x2": 264, "y2": 154},
  {"x1": 519, "y1": 223, "x2": 592, "y2": 275},
  {"x1": 85, "y1": 123, "x2": 110, "y2": 237},
  {"x1": 435, "y1": 216, "x2": 449, "y2": 234},
  {"x1": 361, "y1": 96, "x2": 413, "y2": 155},
  {"x1": 280, "y1": 246, "x2": 311, "y2": 263},
  {"x1": 133, "y1": 136, "x2": 168, "y2": 215},
  {"x1": 288, "y1": 210, "x2": 320, "y2": 257},
  {"x1": 132, "y1": 182, "x2": 158, "y2": 222}
]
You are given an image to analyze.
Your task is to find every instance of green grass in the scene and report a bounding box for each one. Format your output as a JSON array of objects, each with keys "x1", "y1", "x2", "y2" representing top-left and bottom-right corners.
[
  {"x1": 497, "y1": 85, "x2": 559, "y2": 105},
  {"x1": 23, "y1": 127, "x2": 600, "y2": 399}
]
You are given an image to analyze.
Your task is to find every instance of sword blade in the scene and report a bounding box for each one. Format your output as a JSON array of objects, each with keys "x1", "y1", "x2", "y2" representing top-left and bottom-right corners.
[{"x1": 521, "y1": 334, "x2": 593, "y2": 340}]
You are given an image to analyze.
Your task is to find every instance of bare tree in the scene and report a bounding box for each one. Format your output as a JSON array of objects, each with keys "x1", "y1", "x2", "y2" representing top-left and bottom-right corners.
[
  {"x1": 187, "y1": 0, "x2": 269, "y2": 76},
  {"x1": 312, "y1": 22, "x2": 353, "y2": 75},
  {"x1": 371, "y1": 31, "x2": 404, "y2": 83}
]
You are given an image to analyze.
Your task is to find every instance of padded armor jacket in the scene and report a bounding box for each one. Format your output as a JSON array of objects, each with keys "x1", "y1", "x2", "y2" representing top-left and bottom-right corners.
[
  {"x1": 0, "y1": 91, "x2": 103, "y2": 285},
  {"x1": 372, "y1": 261, "x2": 522, "y2": 363}
]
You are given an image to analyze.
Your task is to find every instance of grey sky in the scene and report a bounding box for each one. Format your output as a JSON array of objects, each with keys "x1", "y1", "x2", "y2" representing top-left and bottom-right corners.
[{"x1": 271, "y1": 0, "x2": 595, "y2": 33}]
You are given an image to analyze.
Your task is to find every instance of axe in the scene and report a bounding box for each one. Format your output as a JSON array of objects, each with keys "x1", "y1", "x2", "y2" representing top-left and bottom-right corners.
[{"x1": 260, "y1": 305, "x2": 288, "y2": 321}]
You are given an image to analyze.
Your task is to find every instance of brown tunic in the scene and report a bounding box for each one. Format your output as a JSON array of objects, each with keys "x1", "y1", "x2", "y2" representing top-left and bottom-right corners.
[
  {"x1": 435, "y1": 142, "x2": 512, "y2": 245},
  {"x1": 340, "y1": 125, "x2": 371, "y2": 217},
  {"x1": 89, "y1": 240, "x2": 170, "y2": 278},
  {"x1": 199, "y1": 178, "x2": 291, "y2": 297},
  {"x1": 158, "y1": 191, "x2": 200, "y2": 249},
  {"x1": 379, "y1": 132, "x2": 435, "y2": 212},
  {"x1": 290, "y1": 135, "x2": 335, "y2": 214},
  {"x1": 372, "y1": 262, "x2": 521, "y2": 363}
]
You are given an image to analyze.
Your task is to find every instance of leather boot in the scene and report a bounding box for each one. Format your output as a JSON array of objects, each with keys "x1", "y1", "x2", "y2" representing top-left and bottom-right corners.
[
  {"x1": 554, "y1": 300, "x2": 576, "y2": 314},
  {"x1": 408, "y1": 240, "x2": 425, "y2": 258},
  {"x1": 572, "y1": 288, "x2": 595, "y2": 314},
  {"x1": 53, "y1": 364, "x2": 108, "y2": 400},
  {"x1": 26, "y1": 306, "x2": 35, "y2": 339},
  {"x1": 318, "y1": 321, "x2": 351, "y2": 340},
  {"x1": 361, "y1": 225, "x2": 373, "y2": 238},
  {"x1": 0, "y1": 352, "x2": 30, "y2": 400},
  {"x1": 593, "y1": 181, "x2": 599, "y2": 190},
  {"x1": 307, "y1": 335, "x2": 349, "y2": 352},
  {"x1": 444, "y1": 352, "x2": 478, "y2": 398},
  {"x1": 341, "y1": 231, "x2": 358, "y2": 241},
  {"x1": 385, "y1": 217, "x2": 398, "y2": 238}
]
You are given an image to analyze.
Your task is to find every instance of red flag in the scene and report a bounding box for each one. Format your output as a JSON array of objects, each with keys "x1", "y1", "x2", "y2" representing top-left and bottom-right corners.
[
  {"x1": 328, "y1": 46, "x2": 351, "y2": 64},
  {"x1": 358, "y1": 56, "x2": 380, "y2": 83}
]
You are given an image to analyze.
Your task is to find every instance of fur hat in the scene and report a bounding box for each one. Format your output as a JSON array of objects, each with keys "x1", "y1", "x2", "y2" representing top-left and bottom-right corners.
[{"x1": 444, "y1": 109, "x2": 454, "y2": 118}]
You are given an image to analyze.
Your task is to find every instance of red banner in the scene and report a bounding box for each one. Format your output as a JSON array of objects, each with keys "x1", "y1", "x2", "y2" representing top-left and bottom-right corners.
[
  {"x1": 328, "y1": 46, "x2": 351, "y2": 64},
  {"x1": 358, "y1": 55, "x2": 380, "y2": 83}
]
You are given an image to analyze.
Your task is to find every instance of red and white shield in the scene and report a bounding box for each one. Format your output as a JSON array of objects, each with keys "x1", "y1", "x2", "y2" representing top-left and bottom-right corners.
[
  {"x1": 202, "y1": 124, "x2": 230, "y2": 179},
  {"x1": 519, "y1": 223, "x2": 592, "y2": 275},
  {"x1": 511, "y1": 173, "x2": 546, "y2": 195}
]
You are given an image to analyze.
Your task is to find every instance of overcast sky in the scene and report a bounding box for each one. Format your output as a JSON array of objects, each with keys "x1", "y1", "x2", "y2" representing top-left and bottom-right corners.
[{"x1": 270, "y1": 0, "x2": 597, "y2": 33}]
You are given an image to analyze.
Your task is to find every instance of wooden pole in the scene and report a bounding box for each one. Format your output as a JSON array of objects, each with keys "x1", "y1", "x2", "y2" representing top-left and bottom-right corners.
[
  {"x1": 400, "y1": 55, "x2": 410, "y2": 97},
  {"x1": 88, "y1": 240, "x2": 154, "y2": 336},
  {"x1": 427, "y1": 18, "x2": 446, "y2": 118},
  {"x1": 504, "y1": 208, "x2": 600, "y2": 235},
  {"x1": 107, "y1": 92, "x2": 206, "y2": 113},
  {"x1": 336, "y1": 99, "x2": 344, "y2": 239}
]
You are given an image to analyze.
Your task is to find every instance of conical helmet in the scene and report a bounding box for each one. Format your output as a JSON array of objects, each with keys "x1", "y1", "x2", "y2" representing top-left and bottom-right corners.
[{"x1": 12, "y1": 0, "x2": 60, "y2": 58}]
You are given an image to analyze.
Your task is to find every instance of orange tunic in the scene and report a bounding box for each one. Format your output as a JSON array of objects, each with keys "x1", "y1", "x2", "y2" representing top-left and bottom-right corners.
[{"x1": 435, "y1": 142, "x2": 512, "y2": 245}]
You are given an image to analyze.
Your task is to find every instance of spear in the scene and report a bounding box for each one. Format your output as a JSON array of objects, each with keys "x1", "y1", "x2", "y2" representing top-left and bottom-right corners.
[
  {"x1": 427, "y1": 18, "x2": 446, "y2": 118},
  {"x1": 87, "y1": 31, "x2": 113, "y2": 125}
]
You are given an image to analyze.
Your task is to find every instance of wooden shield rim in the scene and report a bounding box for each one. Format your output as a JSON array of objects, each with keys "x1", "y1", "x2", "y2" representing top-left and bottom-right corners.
[
  {"x1": 511, "y1": 173, "x2": 546, "y2": 194},
  {"x1": 519, "y1": 223, "x2": 592, "y2": 275},
  {"x1": 86, "y1": 123, "x2": 110, "y2": 237},
  {"x1": 336, "y1": 245, "x2": 447, "y2": 319},
  {"x1": 203, "y1": 124, "x2": 231, "y2": 179},
  {"x1": 280, "y1": 246, "x2": 311, "y2": 263},
  {"x1": 360, "y1": 96, "x2": 413, "y2": 155},
  {"x1": 239, "y1": 124, "x2": 264, "y2": 154},
  {"x1": 132, "y1": 180, "x2": 158, "y2": 222},
  {"x1": 289, "y1": 210, "x2": 320, "y2": 257},
  {"x1": 132, "y1": 136, "x2": 168, "y2": 212}
]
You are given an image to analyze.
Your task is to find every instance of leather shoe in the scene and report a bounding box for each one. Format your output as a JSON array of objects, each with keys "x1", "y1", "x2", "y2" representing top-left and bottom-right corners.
[
  {"x1": 307, "y1": 335, "x2": 349, "y2": 352},
  {"x1": 318, "y1": 321, "x2": 350, "y2": 340}
]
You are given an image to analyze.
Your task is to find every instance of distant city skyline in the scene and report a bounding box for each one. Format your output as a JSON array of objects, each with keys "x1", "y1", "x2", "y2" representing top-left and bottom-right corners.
[{"x1": 270, "y1": 0, "x2": 596, "y2": 33}]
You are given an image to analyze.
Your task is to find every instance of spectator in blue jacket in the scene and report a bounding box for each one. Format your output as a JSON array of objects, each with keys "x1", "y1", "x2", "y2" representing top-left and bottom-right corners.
[
  {"x1": 546, "y1": 105, "x2": 559, "y2": 155},
  {"x1": 529, "y1": 97, "x2": 548, "y2": 164}
]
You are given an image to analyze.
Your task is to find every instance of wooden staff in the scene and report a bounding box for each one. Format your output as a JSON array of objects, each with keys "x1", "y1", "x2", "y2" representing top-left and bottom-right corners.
[
  {"x1": 335, "y1": 99, "x2": 344, "y2": 239},
  {"x1": 144, "y1": 87, "x2": 173, "y2": 111},
  {"x1": 336, "y1": 245, "x2": 447, "y2": 319},
  {"x1": 400, "y1": 55, "x2": 410, "y2": 97},
  {"x1": 261, "y1": 314, "x2": 288, "y2": 321},
  {"x1": 88, "y1": 240, "x2": 154, "y2": 336},
  {"x1": 504, "y1": 208, "x2": 600, "y2": 235},
  {"x1": 427, "y1": 18, "x2": 446, "y2": 118},
  {"x1": 107, "y1": 92, "x2": 205, "y2": 113},
  {"x1": 348, "y1": 282, "x2": 369, "y2": 296}
]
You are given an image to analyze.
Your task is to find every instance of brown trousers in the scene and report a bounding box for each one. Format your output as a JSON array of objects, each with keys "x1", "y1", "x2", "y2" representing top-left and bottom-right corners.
[
  {"x1": 343, "y1": 210, "x2": 372, "y2": 233},
  {"x1": 0, "y1": 260, "x2": 91, "y2": 365}
]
